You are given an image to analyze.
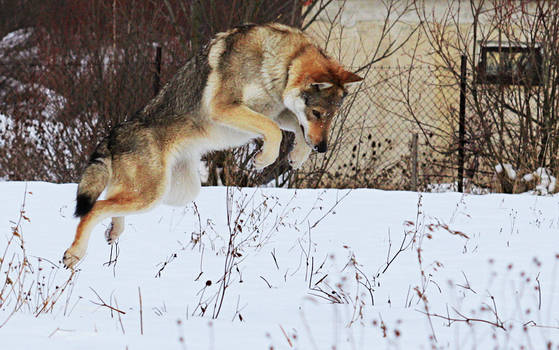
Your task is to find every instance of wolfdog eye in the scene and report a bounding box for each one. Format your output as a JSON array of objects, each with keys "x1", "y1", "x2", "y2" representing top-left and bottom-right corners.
[{"x1": 312, "y1": 110, "x2": 322, "y2": 119}]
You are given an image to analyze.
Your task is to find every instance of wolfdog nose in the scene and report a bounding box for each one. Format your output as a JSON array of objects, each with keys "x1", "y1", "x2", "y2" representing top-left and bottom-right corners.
[{"x1": 315, "y1": 141, "x2": 327, "y2": 153}]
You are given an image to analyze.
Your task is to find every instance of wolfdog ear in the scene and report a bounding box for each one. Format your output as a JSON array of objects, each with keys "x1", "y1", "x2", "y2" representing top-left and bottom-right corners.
[
  {"x1": 311, "y1": 82, "x2": 334, "y2": 90},
  {"x1": 339, "y1": 70, "x2": 363, "y2": 88},
  {"x1": 308, "y1": 73, "x2": 334, "y2": 90}
]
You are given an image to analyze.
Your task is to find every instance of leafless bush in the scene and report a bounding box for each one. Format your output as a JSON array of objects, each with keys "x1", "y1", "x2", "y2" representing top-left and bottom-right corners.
[
  {"x1": 413, "y1": 0, "x2": 559, "y2": 192},
  {"x1": 154, "y1": 186, "x2": 351, "y2": 321},
  {"x1": 0, "y1": 1, "x2": 184, "y2": 182},
  {"x1": 0, "y1": 0, "x2": 303, "y2": 183},
  {"x1": 0, "y1": 186, "x2": 78, "y2": 328},
  {"x1": 154, "y1": 187, "x2": 300, "y2": 319}
]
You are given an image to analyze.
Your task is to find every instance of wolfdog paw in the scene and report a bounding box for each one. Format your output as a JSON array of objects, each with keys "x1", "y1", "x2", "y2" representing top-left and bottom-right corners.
[
  {"x1": 62, "y1": 246, "x2": 85, "y2": 269},
  {"x1": 254, "y1": 150, "x2": 278, "y2": 170},
  {"x1": 104, "y1": 223, "x2": 118, "y2": 245},
  {"x1": 288, "y1": 144, "x2": 312, "y2": 169},
  {"x1": 104, "y1": 218, "x2": 125, "y2": 244}
]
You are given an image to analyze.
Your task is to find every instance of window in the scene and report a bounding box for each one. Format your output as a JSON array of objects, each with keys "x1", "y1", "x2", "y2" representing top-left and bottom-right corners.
[{"x1": 477, "y1": 42, "x2": 543, "y2": 85}]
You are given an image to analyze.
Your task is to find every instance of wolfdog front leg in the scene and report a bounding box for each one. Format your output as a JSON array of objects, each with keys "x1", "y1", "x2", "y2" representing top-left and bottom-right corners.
[
  {"x1": 276, "y1": 110, "x2": 312, "y2": 169},
  {"x1": 212, "y1": 104, "x2": 282, "y2": 169}
]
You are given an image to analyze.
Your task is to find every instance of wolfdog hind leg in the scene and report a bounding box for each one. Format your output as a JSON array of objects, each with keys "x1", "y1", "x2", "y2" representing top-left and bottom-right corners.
[
  {"x1": 105, "y1": 216, "x2": 124, "y2": 244},
  {"x1": 63, "y1": 184, "x2": 164, "y2": 269}
]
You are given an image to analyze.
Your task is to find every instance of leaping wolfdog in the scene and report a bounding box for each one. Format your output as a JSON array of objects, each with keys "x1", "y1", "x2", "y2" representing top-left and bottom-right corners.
[{"x1": 63, "y1": 23, "x2": 362, "y2": 268}]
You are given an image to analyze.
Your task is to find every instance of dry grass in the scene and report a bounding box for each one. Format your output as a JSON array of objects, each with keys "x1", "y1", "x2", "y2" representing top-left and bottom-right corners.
[{"x1": 0, "y1": 185, "x2": 78, "y2": 328}]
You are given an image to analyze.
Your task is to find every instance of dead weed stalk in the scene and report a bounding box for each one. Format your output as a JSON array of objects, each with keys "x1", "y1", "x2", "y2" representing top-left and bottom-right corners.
[{"x1": 0, "y1": 185, "x2": 78, "y2": 328}]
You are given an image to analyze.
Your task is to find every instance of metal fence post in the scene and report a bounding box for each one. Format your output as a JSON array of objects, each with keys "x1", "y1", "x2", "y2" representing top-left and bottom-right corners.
[
  {"x1": 458, "y1": 55, "x2": 467, "y2": 193},
  {"x1": 153, "y1": 45, "x2": 162, "y2": 96},
  {"x1": 411, "y1": 133, "x2": 419, "y2": 191}
]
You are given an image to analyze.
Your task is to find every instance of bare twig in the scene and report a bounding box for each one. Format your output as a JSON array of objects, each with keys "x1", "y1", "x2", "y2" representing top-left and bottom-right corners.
[
  {"x1": 536, "y1": 272, "x2": 542, "y2": 310},
  {"x1": 279, "y1": 324, "x2": 293, "y2": 348},
  {"x1": 260, "y1": 276, "x2": 272, "y2": 288},
  {"x1": 417, "y1": 306, "x2": 506, "y2": 331},
  {"x1": 89, "y1": 287, "x2": 126, "y2": 315},
  {"x1": 138, "y1": 286, "x2": 144, "y2": 335}
]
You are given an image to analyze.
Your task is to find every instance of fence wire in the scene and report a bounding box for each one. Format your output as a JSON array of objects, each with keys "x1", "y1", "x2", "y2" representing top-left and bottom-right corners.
[{"x1": 292, "y1": 66, "x2": 462, "y2": 190}]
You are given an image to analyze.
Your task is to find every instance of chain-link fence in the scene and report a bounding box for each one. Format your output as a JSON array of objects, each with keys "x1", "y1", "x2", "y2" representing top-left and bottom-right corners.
[
  {"x1": 1, "y1": 53, "x2": 469, "y2": 190},
  {"x1": 290, "y1": 65, "x2": 463, "y2": 190}
]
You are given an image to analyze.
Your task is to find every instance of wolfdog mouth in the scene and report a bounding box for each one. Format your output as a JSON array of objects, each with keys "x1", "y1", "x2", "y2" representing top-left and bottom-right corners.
[{"x1": 300, "y1": 125, "x2": 314, "y2": 147}]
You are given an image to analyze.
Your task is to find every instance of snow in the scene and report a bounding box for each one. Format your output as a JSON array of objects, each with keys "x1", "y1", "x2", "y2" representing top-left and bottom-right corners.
[
  {"x1": 522, "y1": 168, "x2": 557, "y2": 195},
  {"x1": 534, "y1": 168, "x2": 557, "y2": 195},
  {"x1": 0, "y1": 113, "x2": 14, "y2": 147},
  {"x1": 523, "y1": 173, "x2": 535, "y2": 182},
  {"x1": 0, "y1": 76, "x2": 66, "y2": 120},
  {"x1": 0, "y1": 28, "x2": 37, "y2": 61},
  {"x1": 425, "y1": 181, "x2": 491, "y2": 194},
  {"x1": 0, "y1": 28, "x2": 33, "y2": 52},
  {"x1": 495, "y1": 163, "x2": 517, "y2": 180},
  {"x1": 1, "y1": 182, "x2": 559, "y2": 349}
]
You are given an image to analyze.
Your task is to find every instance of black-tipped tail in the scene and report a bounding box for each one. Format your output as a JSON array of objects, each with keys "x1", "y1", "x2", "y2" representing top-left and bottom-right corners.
[
  {"x1": 75, "y1": 194, "x2": 95, "y2": 217},
  {"x1": 74, "y1": 139, "x2": 111, "y2": 217}
]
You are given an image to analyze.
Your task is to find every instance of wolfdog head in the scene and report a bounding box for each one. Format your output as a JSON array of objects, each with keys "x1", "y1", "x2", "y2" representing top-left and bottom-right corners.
[{"x1": 284, "y1": 64, "x2": 362, "y2": 153}]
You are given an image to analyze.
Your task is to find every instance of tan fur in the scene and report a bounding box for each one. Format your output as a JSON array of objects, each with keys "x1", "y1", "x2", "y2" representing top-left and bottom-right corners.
[{"x1": 63, "y1": 23, "x2": 362, "y2": 268}]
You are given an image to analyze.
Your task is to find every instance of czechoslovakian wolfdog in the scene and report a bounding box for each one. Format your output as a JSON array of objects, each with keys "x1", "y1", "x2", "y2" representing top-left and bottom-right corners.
[{"x1": 63, "y1": 23, "x2": 362, "y2": 268}]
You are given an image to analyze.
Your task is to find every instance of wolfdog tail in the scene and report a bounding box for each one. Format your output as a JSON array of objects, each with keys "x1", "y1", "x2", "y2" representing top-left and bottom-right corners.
[{"x1": 74, "y1": 139, "x2": 111, "y2": 217}]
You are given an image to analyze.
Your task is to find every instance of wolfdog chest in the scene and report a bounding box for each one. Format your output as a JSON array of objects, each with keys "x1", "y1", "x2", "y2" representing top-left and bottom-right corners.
[{"x1": 241, "y1": 82, "x2": 285, "y2": 118}]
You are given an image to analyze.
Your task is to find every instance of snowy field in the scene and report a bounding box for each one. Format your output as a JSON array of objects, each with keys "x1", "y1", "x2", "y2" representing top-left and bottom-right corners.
[{"x1": 1, "y1": 181, "x2": 559, "y2": 349}]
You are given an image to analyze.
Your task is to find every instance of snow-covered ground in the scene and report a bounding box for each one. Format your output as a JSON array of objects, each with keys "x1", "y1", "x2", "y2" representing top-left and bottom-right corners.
[{"x1": 1, "y1": 182, "x2": 559, "y2": 349}]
